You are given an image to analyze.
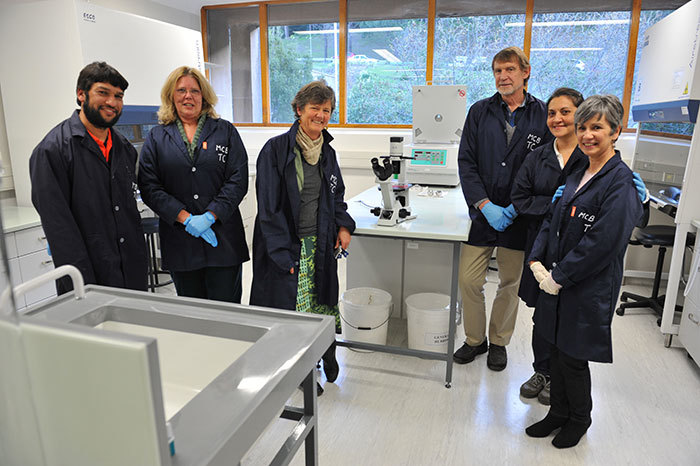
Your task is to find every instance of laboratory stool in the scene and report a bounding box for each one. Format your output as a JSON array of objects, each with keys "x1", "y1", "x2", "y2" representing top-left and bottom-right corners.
[
  {"x1": 616, "y1": 225, "x2": 694, "y2": 324},
  {"x1": 142, "y1": 217, "x2": 173, "y2": 292}
]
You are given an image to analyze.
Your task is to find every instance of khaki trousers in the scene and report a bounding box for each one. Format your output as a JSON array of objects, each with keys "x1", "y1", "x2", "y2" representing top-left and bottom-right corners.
[{"x1": 459, "y1": 244, "x2": 524, "y2": 347}]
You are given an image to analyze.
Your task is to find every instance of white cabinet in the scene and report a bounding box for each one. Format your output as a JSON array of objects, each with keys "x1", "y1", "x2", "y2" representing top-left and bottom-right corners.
[
  {"x1": 4, "y1": 225, "x2": 56, "y2": 311},
  {"x1": 18, "y1": 249, "x2": 56, "y2": 307},
  {"x1": 15, "y1": 227, "x2": 48, "y2": 256},
  {"x1": 679, "y1": 227, "x2": 700, "y2": 364}
]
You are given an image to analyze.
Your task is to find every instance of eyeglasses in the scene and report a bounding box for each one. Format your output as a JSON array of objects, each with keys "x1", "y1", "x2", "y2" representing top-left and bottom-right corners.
[{"x1": 175, "y1": 88, "x2": 202, "y2": 97}]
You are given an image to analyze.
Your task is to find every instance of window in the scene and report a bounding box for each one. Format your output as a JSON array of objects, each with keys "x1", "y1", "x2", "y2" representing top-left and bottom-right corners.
[
  {"x1": 201, "y1": 0, "x2": 692, "y2": 137},
  {"x1": 640, "y1": 121, "x2": 694, "y2": 136},
  {"x1": 527, "y1": 7, "x2": 631, "y2": 102},
  {"x1": 268, "y1": 1, "x2": 339, "y2": 123},
  {"x1": 434, "y1": 1, "x2": 525, "y2": 108},
  {"x1": 206, "y1": 6, "x2": 262, "y2": 123},
  {"x1": 346, "y1": 0, "x2": 428, "y2": 124}
]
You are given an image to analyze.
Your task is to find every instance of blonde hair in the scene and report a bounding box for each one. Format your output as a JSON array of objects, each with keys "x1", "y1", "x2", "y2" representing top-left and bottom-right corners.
[{"x1": 157, "y1": 66, "x2": 219, "y2": 125}]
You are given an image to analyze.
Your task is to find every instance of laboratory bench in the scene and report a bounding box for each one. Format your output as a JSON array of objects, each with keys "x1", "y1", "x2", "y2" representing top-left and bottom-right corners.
[
  {"x1": 18, "y1": 284, "x2": 334, "y2": 465},
  {"x1": 343, "y1": 185, "x2": 470, "y2": 387}
]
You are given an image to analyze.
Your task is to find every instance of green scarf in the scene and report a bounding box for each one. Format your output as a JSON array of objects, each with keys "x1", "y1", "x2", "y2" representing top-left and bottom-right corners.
[{"x1": 176, "y1": 114, "x2": 207, "y2": 159}]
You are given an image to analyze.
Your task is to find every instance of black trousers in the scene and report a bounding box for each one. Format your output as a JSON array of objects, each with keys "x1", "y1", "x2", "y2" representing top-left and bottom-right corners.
[
  {"x1": 171, "y1": 265, "x2": 243, "y2": 304},
  {"x1": 549, "y1": 345, "x2": 592, "y2": 423},
  {"x1": 532, "y1": 324, "x2": 551, "y2": 376}
]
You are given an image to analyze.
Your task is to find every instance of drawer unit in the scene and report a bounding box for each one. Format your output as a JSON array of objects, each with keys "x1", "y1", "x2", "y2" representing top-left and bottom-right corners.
[
  {"x1": 15, "y1": 226, "x2": 48, "y2": 256},
  {"x1": 18, "y1": 249, "x2": 56, "y2": 306},
  {"x1": 3, "y1": 225, "x2": 56, "y2": 311},
  {"x1": 679, "y1": 298, "x2": 700, "y2": 363},
  {"x1": 0, "y1": 257, "x2": 25, "y2": 309},
  {"x1": 679, "y1": 231, "x2": 700, "y2": 364},
  {"x1": 4, "y1": 232, "x2": 18, "y2": 259}
]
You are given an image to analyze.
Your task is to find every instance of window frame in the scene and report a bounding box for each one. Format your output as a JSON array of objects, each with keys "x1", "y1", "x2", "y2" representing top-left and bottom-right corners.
[{"x1": 201, "y1": 0, "x2": 688, "y2": 138}]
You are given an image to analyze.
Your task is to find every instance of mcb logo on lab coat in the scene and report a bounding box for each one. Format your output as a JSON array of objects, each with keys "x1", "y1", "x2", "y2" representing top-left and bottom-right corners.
[
  {"x1": 216, "y1": 144, "x2": 229, "y2": 163},
  {"x1": 526, "y1": 133, "x2": 542, "y2": 151}
]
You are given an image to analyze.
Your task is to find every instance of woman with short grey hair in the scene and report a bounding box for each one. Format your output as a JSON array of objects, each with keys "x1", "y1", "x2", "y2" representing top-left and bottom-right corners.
[
  {"x1": 251, "y1": 80, "x2": 355, "y2": 395},
  {"x1": 525, "y1": 94, "x2": 643, "y2": 448},
  {"x1": 573, "y1": 94, "x2": 624, "y2": 135}
]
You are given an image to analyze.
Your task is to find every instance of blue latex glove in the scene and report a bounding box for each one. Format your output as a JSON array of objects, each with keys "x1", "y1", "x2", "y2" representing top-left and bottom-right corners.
[
  {"x1": 200, "y1": 228, "x2": 218, "y2": 247},
  {"x1": 551, "y1": 185, "x2": 565, "y2": 203},
  {"x1": 632, "y1": 172, "x2": 649, "y2": 203},
  {"x1": 184, "y1": 212, "x2": 216, "y2": 238},
  {"x1": 481, "y1": 202, "x2": 510, "y2": 232},
  {"x1": 504, "y1": 204, "x2": 517, "y2": 220},
  {"x1": 46, "y1": 243, "x2": 51, "y2": 256}
]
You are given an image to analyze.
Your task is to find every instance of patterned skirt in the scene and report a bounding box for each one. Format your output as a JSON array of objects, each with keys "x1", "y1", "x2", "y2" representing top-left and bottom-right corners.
[{"x1": 296, "y1": 235, "x2": 340, "y2": 330}]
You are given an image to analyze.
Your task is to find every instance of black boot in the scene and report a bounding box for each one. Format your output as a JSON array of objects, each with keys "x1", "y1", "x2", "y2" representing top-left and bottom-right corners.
[
  {"x1": 552, "y1": 419, "x2": 591, "y2": 448},
  {"x1": 322, "y1": 341, "x2": 339, "y2": 383},
  {"x1": 526, "y1": 345, "x2": 569, "y2": 438},
  {"x1": 525, "y1": 412, "x2": 568, "y2": 437}
]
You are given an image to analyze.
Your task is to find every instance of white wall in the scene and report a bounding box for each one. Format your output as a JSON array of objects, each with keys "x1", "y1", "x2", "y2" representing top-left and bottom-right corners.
[
  {"x1": 238, "y1": 126, "x2": 413, "y2": 199},
  {"x1": 0, "y1": 0, "x2": 199, "y2": 206}
]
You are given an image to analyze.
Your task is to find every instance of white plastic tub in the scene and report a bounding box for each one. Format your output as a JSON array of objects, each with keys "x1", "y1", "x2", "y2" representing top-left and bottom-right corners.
[
  {"x1": 406, "y1": 293, "x2": 456, "y2": 352},
  {"x1": 340, "y1": 287, "x2": 392, "y2": 346}
]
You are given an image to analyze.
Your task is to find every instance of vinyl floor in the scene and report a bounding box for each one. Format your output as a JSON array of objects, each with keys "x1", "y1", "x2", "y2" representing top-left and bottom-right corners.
[{"x1": 157, "y1": 262, "x2": 700, "y2": 465}]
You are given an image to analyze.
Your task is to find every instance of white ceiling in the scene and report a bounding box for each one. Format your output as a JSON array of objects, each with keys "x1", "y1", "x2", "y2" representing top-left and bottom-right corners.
[{"x1": 150, "y1": 0, "x2": 253, "y2": 15}]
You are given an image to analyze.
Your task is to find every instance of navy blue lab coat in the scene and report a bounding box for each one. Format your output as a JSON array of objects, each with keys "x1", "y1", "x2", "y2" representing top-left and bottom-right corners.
[
  {"x1": 29, "y1": 110, "x2": 147, "y2": 293},
  {"x1": 511, "y1": 143, "x2": 587, "y2": 306},
  {"x1": 250, "y1": 121, "x2": 356, "y2": 310},
  {"x1": 529, "y1": 152, "x2": 642, "y2": 363},
  {"x1": 138, "y1": 117, "x2": 249, "y2": 272},
  {"x1": 458, "y1": 92, "x2": 552, "y2": 249}
]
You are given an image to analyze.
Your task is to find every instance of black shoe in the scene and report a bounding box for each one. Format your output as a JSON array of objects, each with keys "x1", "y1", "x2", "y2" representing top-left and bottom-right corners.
[
  {"x1": 525, "y1": 412, "x2": 568, "y2": 438},
  {"x1": 453, "y1": 339, "x2": 488, "y2": 364},
  {"x1": 552, "y1": 419, "x2": 591, "y2": 448},
  {"x1": 322, "y1": 341, "x2": 339, "y2": 383},
  {"x1": 520, "y1": 372, "x2": 548, "y2": 398},
  {"x1": 487, "y1": 343, "x2": 507, "y2": 371}
]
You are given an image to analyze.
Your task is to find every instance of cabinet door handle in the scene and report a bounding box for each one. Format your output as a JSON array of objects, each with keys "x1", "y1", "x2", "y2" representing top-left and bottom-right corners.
[
  {"x1": 41, "y1": 260, "x2": 53, "y2": 266},
  {"x1": 39, "y1": 236, "x2": 46, "y2": 241},
  {"x1": 689, "y1": 313, "x2": 700, "y2": 326}
]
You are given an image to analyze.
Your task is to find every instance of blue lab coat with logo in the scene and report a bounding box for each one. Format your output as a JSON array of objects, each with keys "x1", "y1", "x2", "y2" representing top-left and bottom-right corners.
[
  {"x1": 29, "y1": 110, "x2": 147, "y2": 294},
  {"x1": 138, "y1": 116, "x2": 249, "y2": 272},
  {"x1": 528, "y1": 152, "x2": 642, "y2": 363},
  {"x1": 511, "y1": 143, "x2": 588, "y2": 306},
  {"x1": 458, "y1": 91, "x2": 552, "y2": 249},
  {"x1": 250, "y1": 121, "x2": 356, "y2": 310}
]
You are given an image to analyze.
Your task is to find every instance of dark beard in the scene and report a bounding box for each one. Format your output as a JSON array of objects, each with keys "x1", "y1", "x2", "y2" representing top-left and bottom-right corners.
[{"x1": 82, "y1": 93, "x2": 121, "y2": 129}]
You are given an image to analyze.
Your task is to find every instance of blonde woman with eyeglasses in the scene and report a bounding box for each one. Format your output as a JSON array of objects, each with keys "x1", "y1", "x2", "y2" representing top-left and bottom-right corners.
[{"x1": 139, "y1": 66, "x2": 249, "y2": 303}]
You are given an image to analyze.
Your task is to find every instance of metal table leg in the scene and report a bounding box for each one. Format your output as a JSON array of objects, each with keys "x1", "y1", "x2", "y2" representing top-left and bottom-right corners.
[
  {"x1": 445, "y1": 242, "x2": 460, "y2": 388},
  {"x1": 272, "y1": 370, "x2": 318, "y2": 466}
]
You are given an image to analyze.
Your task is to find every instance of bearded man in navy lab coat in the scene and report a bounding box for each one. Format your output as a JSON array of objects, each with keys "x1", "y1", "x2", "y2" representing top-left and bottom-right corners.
[
  {"x1": 29, "y1": 61, "x2": 147, "y2": 294},
  {"x1": 454, "y1": 46, "x2": 551, "y2": 371}
]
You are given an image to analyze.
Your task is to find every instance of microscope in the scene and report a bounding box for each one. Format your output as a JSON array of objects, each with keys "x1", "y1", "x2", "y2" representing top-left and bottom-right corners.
[{"x1": 370, "y1": 137, "x2": 417, "y2": 227}]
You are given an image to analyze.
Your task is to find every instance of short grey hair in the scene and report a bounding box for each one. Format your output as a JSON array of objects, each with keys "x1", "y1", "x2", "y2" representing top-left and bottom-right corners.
[
  {"x1": 574, "y1": 94, "x2": 624, "y2": 136},
  {"x1": 291, "y1": 80, "x2": 336, "y2": 120}
]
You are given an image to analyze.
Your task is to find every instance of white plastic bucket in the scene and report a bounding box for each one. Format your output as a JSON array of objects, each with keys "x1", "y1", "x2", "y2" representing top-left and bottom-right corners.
[
  {"x1": 340, "y1": 287, "x2": 392, "y2": 346},
  {"x1": 406, "y1": 293, "x2": 456, "y2": 352}
]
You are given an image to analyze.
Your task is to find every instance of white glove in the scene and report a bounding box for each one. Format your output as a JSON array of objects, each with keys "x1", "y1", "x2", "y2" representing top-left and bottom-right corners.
[
  {"x1": 539, "y1": 272, "x2": 562, "y2": 295},
  {"x1": 529, "y1": 261, "x2": 549, "y2": 284}
]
